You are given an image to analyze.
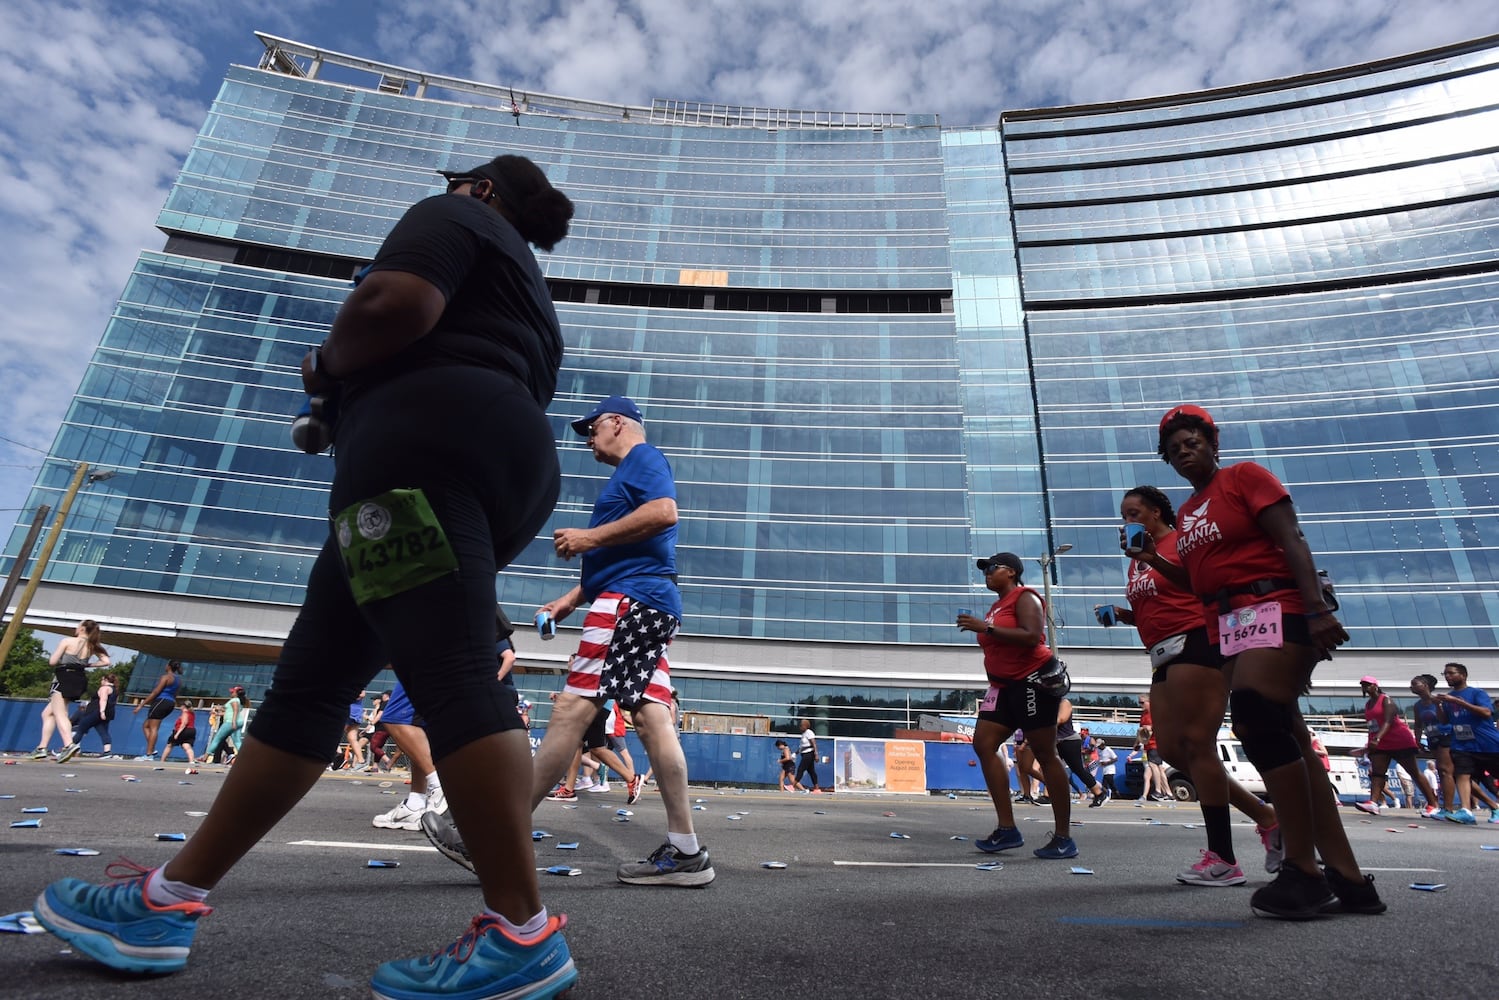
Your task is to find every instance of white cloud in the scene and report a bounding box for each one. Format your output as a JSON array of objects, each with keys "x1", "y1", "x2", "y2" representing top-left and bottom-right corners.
[{"x1": 2, "y1": 0, "x2": 1498, "y2": 534}]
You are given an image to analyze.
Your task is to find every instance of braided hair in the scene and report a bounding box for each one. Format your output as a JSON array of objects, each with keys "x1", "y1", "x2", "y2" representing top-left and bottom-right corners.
[{"x1": 1123, "y1": 485, "x2": 1177, "y2": 528}]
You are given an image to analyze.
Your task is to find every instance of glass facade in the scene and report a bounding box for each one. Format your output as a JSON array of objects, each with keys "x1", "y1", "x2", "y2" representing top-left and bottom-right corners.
[{"x1": 5, "y1": 35, "x2": 1497, "y2": 728}]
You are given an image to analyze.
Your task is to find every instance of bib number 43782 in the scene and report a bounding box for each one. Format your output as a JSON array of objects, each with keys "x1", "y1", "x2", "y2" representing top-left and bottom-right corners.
[{"x1": 1218, "y1": 600, "x2": 1283, "y2": 656}]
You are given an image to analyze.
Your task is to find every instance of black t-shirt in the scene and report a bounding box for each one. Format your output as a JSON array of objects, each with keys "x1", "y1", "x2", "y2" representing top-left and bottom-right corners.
[{"x1": 346, "y1": 193, "x2": 563, "y2": 407}]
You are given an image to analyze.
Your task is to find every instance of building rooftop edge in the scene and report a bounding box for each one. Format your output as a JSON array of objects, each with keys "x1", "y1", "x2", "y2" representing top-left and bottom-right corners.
[{"x1": 254, "y1": 32, "x2": 938, "y2": 131}]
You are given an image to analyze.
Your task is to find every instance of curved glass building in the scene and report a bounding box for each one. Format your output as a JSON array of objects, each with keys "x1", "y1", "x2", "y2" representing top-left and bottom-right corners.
[{"x1": 4, "y1": 33, "x2": 1496, "y2": 730}]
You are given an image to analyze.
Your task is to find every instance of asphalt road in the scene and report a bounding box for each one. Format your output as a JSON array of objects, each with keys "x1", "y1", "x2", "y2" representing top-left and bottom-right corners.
[{"x1": 1, "y1": 755, "x2": 1496, "y2": 999}]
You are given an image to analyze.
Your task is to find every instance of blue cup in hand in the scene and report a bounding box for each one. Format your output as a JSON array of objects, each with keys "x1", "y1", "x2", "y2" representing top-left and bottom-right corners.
[
  {"x1": 1124, "y1": 522, "x2": 1148, "y2": 551},
  {"x1": 957, "y1": 608, "x2": 973, "y2": 629},
  {"x1": 1096, "y1": 605, "x2": 1116, "y2": 627}
]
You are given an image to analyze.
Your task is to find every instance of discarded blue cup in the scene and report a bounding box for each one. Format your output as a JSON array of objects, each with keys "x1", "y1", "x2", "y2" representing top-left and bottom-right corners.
[
  {"x1": 155, "y1": 832, "x2": 187, "y2": 841},
  {"x1": 546, "y1": 865, "x2": 582, "y2": 876},
  {"x1": 366, "y1": 859, "x2": 400, "y2": 868}
]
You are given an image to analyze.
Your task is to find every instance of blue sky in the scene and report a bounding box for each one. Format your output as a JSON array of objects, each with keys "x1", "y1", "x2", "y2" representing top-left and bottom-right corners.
[{"x1": 2, "y1": 0, "x2": 1498, "y2": 567}]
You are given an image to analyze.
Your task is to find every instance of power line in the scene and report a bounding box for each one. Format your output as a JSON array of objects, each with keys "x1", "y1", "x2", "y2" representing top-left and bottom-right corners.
[{"x1": 0, "y1": 435, "x2": 48, "y2": 456}]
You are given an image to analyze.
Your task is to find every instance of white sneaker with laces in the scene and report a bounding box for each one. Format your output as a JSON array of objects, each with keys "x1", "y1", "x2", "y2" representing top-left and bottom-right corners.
[
  {"x1": 1175, "y1": 849, "x2": 1247, "y2": 887},
  {"x1": 425, "y1": 785, "x2": 448, "y2": 815},
  {"x1": 1353, "y1": 800, "x2": 1380, "y2": 816},
  {"x1": 373, "y1": 801, "x2": 423, "y2": 831}
]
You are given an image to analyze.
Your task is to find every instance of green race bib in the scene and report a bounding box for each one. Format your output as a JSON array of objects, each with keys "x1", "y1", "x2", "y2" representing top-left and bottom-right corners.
[{"x1": 332, "y1": 489, "x2": 457, "y2": 605}]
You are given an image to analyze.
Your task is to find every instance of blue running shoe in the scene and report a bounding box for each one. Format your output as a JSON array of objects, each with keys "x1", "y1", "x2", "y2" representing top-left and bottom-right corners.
[
  {"x1": 976, "y1": 826, "x2": 1024, "y2": 853},
  {"x1": 371, "y1": 913, "x2": 577, "y2": 1000},
  {"x1": 1033, "y1": 832, "x2": 1079, "y2": 859},
  {"x1": 34, "y1": 860, "x2": 210, "y2": 973}
]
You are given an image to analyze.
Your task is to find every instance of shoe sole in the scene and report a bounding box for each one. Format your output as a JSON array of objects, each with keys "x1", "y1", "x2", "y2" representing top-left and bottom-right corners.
[
  {"x1": 1250, "y1": 902, "x2": 1329, "y2": 920},
  {"x1": 34, "y1": 889, "x2": 192, "y2": 973},
  {"x1": 1034, "y1": 851, "x2": 1079, "y2": 860},
  {"x1": 975, "y1": 841, "x2": 1024, "y2": 854},
  {"x1": 1177, "y1": 874, "x2": 1248, "y2": 887},
  {"x1": 420, "y1": 831, "x2": 476, "y2": 874},
  {"x1": 617, "y1": 867, "x2": 716, "y2": 887},
  {"x1": 57, "y1": 747, "x2": 81, "y2": 764},
  {"x1": 371, "y1": 956, "x2": 579, "y2": 1000},
  {"x1": 372, "y1": 819, "x2": 421, "y2": 831}
]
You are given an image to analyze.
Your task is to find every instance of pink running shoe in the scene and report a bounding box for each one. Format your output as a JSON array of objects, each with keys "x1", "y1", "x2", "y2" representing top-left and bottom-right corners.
[{"x1": 1175, "y1": 849, "x2": 1247, "y2": 887}]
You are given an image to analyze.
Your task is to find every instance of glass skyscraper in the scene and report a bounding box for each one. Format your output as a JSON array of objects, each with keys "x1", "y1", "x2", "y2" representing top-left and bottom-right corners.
[{"x1": 4, "y1": 33, "x2": 1495, "y2": 728}]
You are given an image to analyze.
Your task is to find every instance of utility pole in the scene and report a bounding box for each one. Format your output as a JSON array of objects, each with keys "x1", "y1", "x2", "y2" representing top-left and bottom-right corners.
[
  {"x1": 0, "y1": 504, "x2": 51, "y2": 620},
  {"x1": 1036, "y1": 542, "x2": 1073, "y2": 651},
  {"x1": 0, "y1": 463, "x2": 113, "y2": 665}
]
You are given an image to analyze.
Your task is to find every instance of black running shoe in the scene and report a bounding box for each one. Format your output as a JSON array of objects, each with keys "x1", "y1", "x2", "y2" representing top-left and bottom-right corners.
[
  {"x1": 1250, "y1": 864, "x2": 1335, "y2": 920},
  {"x1": 1320, "y1": 866, "x2": 1387, "y2": 915}
]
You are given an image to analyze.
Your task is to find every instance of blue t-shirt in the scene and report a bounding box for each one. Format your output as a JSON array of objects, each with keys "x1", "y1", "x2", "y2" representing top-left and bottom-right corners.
[
  {"x1": 580, "y1": 443, "x2": 681, "y2": 621},
  {"x1": 1446, "y1": 686, "x2": 1499, "y2": 753}
]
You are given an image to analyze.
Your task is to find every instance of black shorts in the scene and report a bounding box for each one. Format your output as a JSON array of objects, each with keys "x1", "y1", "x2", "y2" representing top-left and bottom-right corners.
[
  {"x1": 52, "y1": 669, "x2": 88, "y2": 703},
  {"x1": 1146, "y1": 748, "x2": 1164, "y2": 766},
  {"x1": 168, "y1": 727, "x2": 197, "y2": 746},
  {"x1": 976, "y1": 678, "x2": 1061, "y2": 733},
  {"x1": 780, "y1": 760, "x2": 795, "y2": 774},
  {"x1": 1451, "y1": 750, "x2": 1499, "y2": 777},
  {"x1": 1149, "y1": 627, "x2": 1224, "y2": 685},
  {"x1": 147, "y1": 699, "x2": 177, "y2": 722},
  {"x1": 583, "y1": 707, "x2": 610, "y2": 752}
]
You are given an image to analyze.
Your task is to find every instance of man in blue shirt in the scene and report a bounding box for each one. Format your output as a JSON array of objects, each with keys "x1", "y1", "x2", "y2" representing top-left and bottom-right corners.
[
  {"x1": 420, "y1": 396, "x2": 713, "y2": 885},
  {"x1": 1437, "y1": 661, "x2": 1499, "y2": 824}
]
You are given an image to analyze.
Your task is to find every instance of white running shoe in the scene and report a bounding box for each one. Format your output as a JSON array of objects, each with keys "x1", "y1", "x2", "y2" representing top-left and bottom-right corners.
[
  {"x1": 1175, "y1": 849, "x2": 1247, "y2": 887},
  {"x1": 573, "y1": 777, "x2": 595, "y2": 791},
  {"x1": 425, "y1": 785, "x2": 448, "y2": 815},
  {"x1": 373, "y1": 802, "x2": 423, "y2": 831},
  {"x1": 1353, "y1": 800, "x2": 1380, "y2": 816}
]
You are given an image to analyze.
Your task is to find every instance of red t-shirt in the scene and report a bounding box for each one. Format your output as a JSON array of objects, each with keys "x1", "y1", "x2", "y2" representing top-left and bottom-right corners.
[
  {"x1": 978, "y1": 587, "x2": 1054, "y2": 682},
  {"x1": 1124, "y1": 530, "x2": 1203, "y2": 647},
  {"x1": 1175, "y1": 462, "x2": 1306, "y2": 628},
  {"x1": 1140, "y1": 705, "x2": 1157, "y2": 751}
]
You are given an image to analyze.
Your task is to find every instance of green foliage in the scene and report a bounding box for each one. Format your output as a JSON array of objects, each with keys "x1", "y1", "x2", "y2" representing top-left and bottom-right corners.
[{"x1": 0, "y1": 627, "x2": 53, "y2": 697}]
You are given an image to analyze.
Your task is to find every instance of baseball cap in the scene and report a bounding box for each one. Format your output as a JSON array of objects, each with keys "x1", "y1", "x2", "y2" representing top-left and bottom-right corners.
[
  {"x1": 1159, "y1": 404, "x2": 1216, "y2": 434},
  {"x1": 436, "y1": 158, "x2": 522, "y2": 207},
  {"x1": 1359, "y1": 675, "x2": 1379, "y2": 686},
  {"x1": 571, "y1": 395, "x2": 644, "y2": 436},
  {"x1": 976, "y1": 552, "x2": 1024, "y2": 578}
]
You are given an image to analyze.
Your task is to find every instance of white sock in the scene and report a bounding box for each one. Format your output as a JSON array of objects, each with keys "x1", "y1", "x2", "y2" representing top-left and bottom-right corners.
[
  {"x1": 487, "y1": 906, "x2": 549, "y2": 942},
  {"x1": 145, "y1": 869, "x2": 210, "y2": 906},
  {"x1": 667, "y1": 831, "x2": 700, "y2": 856},
  {"x1": 405, "y1": 792, "x2": 427, "y2": 811},
  {"x1": 425, "y1": 772, "x2": 442, "y2": 793}
]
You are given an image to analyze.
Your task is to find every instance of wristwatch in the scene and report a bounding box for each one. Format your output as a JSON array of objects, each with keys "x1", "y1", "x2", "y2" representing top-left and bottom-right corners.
[{"x1": 310, "y1": 344, "x2": 338, "y2": 382}]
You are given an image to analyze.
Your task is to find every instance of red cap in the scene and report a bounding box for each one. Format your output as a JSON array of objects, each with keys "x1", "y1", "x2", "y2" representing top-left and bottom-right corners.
[{"x1": 1159, "y1": 404, "x2": 1215, "y2": 434}]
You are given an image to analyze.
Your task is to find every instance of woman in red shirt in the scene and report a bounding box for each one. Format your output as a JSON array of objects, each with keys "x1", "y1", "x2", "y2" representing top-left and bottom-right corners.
[
  {"x1": 957, "y1": 552, "x2": 1078, "y2": 860},
  {"x1": 1139, "y1": 405, "x2": 1383, "y2": 920},
  {"x1": 1354, "y1": 677, "x2": 1437, "y2": 817},
  {"x1": 1101, "y1": 485, "x2": 1281, "y2": 887}
]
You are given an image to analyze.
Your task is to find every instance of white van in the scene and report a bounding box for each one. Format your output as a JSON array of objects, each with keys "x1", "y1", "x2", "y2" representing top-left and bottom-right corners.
[
  {"x1": 1165, "y1": 728, "x2": 1362, "y2": 802},
  {"x1": 1166, "y1": 731, "x2": 1266, "y2": 800}
]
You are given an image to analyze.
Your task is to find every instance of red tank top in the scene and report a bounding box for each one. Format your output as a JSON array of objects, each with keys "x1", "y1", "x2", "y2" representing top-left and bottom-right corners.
[
  {"x1": 978, "y1": 587, "x2": 1054, "y2": 682},
  {"x1": 1365, "y1": 694, "x2": 1418, "y2": 752}
]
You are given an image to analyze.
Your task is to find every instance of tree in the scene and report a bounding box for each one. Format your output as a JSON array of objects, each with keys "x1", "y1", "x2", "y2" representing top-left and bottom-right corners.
[{"x1": 0, "y1": 627, "x2": 54, "y2": 697}]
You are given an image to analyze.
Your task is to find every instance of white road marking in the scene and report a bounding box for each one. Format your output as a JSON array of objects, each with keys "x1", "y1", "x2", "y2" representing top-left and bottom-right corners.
[{"x1": 287, "y1": 839, "x2": 436, "y2": 853}]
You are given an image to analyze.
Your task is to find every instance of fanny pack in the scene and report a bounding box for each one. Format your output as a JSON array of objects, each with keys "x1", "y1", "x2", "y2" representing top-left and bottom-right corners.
[
  {"x1": 1148, "y1": 632, "x2": 1189, "y2": 669},
  {"x1": 1025, "y1": 654, "x2": 1071, "y2": 698}
]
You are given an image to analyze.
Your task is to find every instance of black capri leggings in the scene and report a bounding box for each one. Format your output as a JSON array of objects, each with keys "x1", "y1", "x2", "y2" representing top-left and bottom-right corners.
[
  {"x1": 248, "y1": 368, "x2": 560, "y2": 764},
  {"x1": 795, "y1": 755, "x2": 819, "y2": 788},
  {"x1": 1056, "y1": 738, "x2": 1096, "y2": 790}
]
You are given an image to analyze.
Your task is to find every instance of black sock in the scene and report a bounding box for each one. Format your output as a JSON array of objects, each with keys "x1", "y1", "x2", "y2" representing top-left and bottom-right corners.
[{"x1": 1202, "y1": 804, "x2": 1234, "y2": 863}]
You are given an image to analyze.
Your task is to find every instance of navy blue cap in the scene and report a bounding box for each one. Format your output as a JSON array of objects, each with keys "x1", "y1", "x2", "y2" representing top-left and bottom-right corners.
[{"x1": 571, "y1": 395, "x2": 644, "y2": 436}]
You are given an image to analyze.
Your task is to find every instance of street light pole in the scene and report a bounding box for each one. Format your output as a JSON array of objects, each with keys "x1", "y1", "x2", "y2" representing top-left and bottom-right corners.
[
  {"x1": 0, "y1": 463, "x2": 114, "y2": 666},
  {"x1": 1036, "y1": 542, "x2": 1073, "y2": 651}
]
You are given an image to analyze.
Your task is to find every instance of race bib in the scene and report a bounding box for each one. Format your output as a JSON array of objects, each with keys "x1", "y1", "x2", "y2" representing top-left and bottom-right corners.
[
  {"x1": 1218, "y1": 600, "x2": 1284, "y2": 656},
  {"x1": 332, "y1": 488, "x2": 458, "y2": 605},
  {"x1": 1453, "y1": 724, "x2": 1475, "y2": 742},
  {"x1": 979, "y1": 685, "x2": 999, "y2": 713}
]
